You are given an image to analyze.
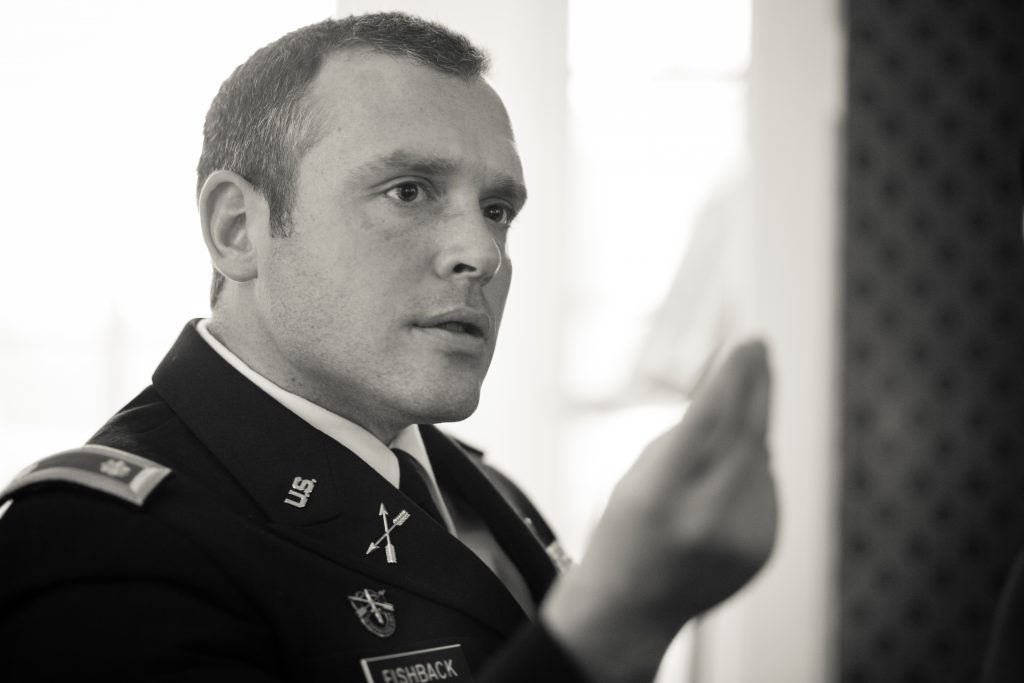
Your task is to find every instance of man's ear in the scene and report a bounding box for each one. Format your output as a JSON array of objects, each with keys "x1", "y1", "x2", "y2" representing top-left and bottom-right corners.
[{"x1": 198, "y1": 170, "x2": 270, "y2": 284}]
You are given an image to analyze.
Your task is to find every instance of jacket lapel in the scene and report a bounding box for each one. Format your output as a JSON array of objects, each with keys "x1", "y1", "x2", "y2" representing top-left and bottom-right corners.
[
  {"x1": 421, "y1": 425, "x2": 558, "y2": 605},
  {"x1": 151, "y1": 321, "x2": 526, "y2": 636}
]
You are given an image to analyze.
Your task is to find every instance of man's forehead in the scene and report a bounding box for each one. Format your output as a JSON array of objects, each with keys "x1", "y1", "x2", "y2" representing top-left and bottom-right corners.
[
  {"x1": 310, "y1": 50, "x2": 509, "y2": 123},
  {"x1": 309, "y1": 48, "x2": 501, "y2": 110},
  {"x1": 301, "y1": 50, "x2": 524, "y2": 188}
]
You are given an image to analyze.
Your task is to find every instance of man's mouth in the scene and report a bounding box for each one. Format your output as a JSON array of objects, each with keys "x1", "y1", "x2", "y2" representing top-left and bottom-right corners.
[
  {"x1": 415, "y1": 309, "x2": 492, "y2": 343},
  {"x1": 431, "y1": 321, "x2": 485, "y2": 338}
]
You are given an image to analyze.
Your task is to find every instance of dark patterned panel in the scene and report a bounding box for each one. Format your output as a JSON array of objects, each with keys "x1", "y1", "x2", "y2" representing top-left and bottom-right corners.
[{"x1": 842, "y1": 1, "x2": 1024, "y2": 681}]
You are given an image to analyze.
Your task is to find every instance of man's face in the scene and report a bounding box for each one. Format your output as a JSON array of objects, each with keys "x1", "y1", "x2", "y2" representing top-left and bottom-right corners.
[{"x1": 248, "y1": 50, "x2": 524, "y2": 439}]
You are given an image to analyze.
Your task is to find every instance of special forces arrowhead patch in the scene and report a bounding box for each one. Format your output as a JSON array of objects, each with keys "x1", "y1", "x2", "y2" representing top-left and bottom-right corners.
[{"x1": 348, "y1": 588, "x2": 397, "y2": 638}]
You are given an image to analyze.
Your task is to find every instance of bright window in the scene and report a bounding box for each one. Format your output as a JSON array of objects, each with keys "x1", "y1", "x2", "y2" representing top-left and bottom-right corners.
[
  {"x1": 561, "y1": 0, "x2": 752, "y2": 548},
  {"x1": 562, "y1": 4, "x2": 752, "y2": 678},
  {"x1": 0, "y1": 0, "x2": 336, "y2": 484}
]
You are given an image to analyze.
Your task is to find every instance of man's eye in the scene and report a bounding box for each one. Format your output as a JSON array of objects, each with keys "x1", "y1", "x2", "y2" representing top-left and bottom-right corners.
[
  {"x1": 484, "y1": 204, "x2": 515, "y2": 226},
  {"x1": 385, "y1": 182, "x2": 422, "y2": 202}
]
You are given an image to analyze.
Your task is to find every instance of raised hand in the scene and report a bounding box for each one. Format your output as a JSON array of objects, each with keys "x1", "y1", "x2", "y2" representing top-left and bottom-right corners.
[{"x1": 542, "y1": 340, "x2": 778, "y2": 683}]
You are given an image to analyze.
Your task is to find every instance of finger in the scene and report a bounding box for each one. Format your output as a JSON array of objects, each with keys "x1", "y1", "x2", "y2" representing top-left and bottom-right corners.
[
  {"x1": 698, "y1": 437, "x2": 777, "y2": 554},
  {"x1": 725, "y1": 442, "x2": 778, "y2": 564},
  {"x1": 678, "y1": 339, "x2": 771, "y2": 456},
  {"x1": 741, "y1": 342, "x2": 771, "y2": 441}
]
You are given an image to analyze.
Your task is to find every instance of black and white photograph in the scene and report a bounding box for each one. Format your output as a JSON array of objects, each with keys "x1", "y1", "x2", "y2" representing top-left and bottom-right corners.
[{"x1": 0, "y1": 1, "x2": 1021, "y2": 681}]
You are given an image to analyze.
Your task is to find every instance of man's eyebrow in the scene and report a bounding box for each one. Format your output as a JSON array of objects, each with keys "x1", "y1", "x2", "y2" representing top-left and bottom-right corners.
[
  {"x1": 489, "y1": 177, "x2": 528, "y2": 208},
  {"x1": 355, "y1": 150, "x2": 528, "y2": 206},
  {"x1": 357, "y1": 150, "x2": 460, "y2": 177}
]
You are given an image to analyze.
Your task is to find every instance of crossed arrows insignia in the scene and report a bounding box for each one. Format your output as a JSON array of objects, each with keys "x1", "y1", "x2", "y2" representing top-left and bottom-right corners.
[{"x1": 366, "y1": 503, "x2": 410, "y2": 564}]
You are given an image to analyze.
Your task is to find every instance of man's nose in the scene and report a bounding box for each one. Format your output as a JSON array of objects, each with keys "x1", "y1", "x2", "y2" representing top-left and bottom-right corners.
[{"x1": 433, "y1": 210, "x2": 503, "y2": 284}]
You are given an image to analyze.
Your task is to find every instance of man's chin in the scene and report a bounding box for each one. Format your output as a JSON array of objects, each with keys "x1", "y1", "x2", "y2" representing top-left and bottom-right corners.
[
  {"x1": 404, "y1": 386, "x2": 482, "y2": 426},
  {"x1": 418, "y1": 401, "x2": 480, "y2": 426}
]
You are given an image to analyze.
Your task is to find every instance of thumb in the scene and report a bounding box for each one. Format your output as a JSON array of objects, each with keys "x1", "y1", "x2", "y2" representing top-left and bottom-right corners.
[
  {"x1": 684, "y1": 339, "x2": 771, "y2": 446},
  {"x1": 739, "y1": 340, "x2": 771, "y2": 441}
]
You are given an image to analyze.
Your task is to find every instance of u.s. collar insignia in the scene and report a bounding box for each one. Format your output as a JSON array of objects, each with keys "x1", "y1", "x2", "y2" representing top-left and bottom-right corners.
[
  {"x1": 546, "y1": 540, "x2": 575, "y2": 573},
  {"x1": 283, "y1": 476, "x2": 317, "y2": 509},
  {"x1": 348, "y1": 588, "x2": 396, "y2": 638},
  {"x1": 524, "y1": 516, "x2": 574, "y2": 573}
]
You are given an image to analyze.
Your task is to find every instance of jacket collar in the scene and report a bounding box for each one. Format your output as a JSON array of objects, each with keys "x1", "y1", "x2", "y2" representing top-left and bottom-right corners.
[
  {"x1": 151, "y1": 320, "x2": 552, "y2": 634},
  {"x1": 421, "y1": 425, "x2": 558, "y2": 605}
]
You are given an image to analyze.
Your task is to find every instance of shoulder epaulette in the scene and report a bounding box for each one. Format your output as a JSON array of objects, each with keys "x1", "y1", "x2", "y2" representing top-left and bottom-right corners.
[
  {"x1": 478, "y1": 462, "x2": 575, "y2": 574},
  {"x1": 0, "y1": 444, "x2": 172, "y2": 507}
]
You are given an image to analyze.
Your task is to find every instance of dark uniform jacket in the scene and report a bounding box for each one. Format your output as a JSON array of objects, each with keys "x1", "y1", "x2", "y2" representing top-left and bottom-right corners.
[{"x1": 0, "y1": 321, "x2": 586, "y2": 682}]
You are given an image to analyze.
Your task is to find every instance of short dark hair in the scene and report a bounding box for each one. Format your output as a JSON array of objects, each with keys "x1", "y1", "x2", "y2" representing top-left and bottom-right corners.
[{"x1": 198, "y1": 12, "x2": 490, "y2": 307}]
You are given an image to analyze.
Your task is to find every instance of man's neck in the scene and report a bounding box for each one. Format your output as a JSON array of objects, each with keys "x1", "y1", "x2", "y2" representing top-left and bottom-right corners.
[{"x1": 205, "y1": 312, "x2": 407, "y2": 444}]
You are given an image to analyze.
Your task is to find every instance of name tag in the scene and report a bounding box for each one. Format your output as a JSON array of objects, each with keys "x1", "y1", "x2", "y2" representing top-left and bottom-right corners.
[{"x1": 360, "y1": 644, "x2": 473, "y2": 682}]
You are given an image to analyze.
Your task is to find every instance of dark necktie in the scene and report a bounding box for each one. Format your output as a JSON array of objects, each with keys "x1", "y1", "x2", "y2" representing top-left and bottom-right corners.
[{"x1": 392, "y1": 448, "x2": 445, "y2": 525}]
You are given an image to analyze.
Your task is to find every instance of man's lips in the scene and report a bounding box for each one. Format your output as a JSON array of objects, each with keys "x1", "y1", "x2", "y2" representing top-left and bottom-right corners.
[{"x1": 414, "y1": 308, "x2": 492, "y2": 340}]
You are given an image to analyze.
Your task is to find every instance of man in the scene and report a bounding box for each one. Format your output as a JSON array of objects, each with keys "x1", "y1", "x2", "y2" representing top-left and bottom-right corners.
[{"x1": 0, "y1": 13, "x2": 776, "y2": 682}]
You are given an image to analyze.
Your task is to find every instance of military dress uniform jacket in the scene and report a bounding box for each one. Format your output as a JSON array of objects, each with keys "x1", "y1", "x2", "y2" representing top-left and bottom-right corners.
[{"x1": 0, "y1": 321, "x2": 586, "y2": 682}]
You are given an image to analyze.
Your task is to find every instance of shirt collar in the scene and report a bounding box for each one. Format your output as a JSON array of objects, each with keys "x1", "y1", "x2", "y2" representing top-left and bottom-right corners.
[{"x1": 195, "y1": 318, "x2": 433, "y2": 490}]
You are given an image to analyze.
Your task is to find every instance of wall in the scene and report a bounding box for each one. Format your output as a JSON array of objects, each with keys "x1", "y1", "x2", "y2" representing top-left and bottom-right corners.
[
  {"x1": 695, "y1": 0, "x2": 844, "y2": 681},
  {"x1": 842, "y1": 1, "x2": 1024, "y2": 681}
]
